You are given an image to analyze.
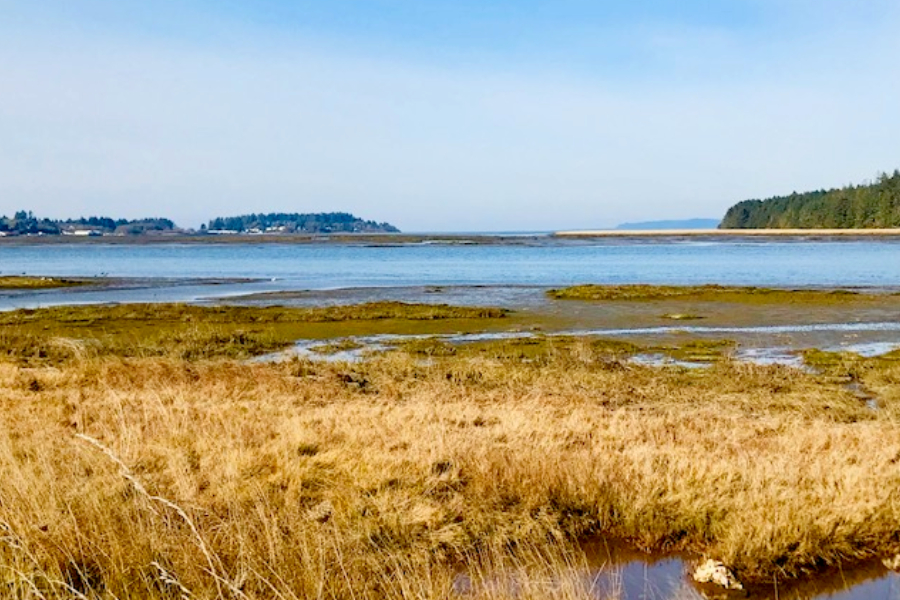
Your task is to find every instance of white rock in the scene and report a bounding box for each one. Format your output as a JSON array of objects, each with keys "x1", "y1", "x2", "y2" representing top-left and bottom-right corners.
[
  {"x1": 307, "y1": 500, "x2": 334, "y2": 523},
  {"x1": 692, "y1": 558, "x2": 744, "y2": 590}
]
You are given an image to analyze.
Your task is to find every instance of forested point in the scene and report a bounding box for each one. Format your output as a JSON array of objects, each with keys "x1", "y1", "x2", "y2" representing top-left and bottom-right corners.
[
  {"x1": 720, "y1": 170, "x2": 900, "y2": 228},
  {"x1": 205, "y1": 212, "x2": 400, "y2": 233},
  {"x1": 0, "y1": 212, "x2": 175, "y2": 236}
]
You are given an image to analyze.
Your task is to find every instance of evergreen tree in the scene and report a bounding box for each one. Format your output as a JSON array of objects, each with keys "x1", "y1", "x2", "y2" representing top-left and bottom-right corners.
[{"x1": 720, "y1": 171, "x2": 900, "y2": 228}]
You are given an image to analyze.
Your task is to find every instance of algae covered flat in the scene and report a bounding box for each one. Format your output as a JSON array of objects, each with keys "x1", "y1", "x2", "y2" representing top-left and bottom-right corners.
[
  {"x1": 547, "y1": 283, "x2": 883, "y2": 303},
  {"x1": 0, "y1": 275, "x2": 91, "y2": 289},
  {"x1": 0, "y1": 301, "x2": 510, "y2": 363}
]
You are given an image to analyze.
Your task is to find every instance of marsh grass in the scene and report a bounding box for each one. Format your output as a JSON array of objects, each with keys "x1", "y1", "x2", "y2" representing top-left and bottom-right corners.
[
  {"x1": 309, "y1": 339, "x2": 366, "y2": 355},
  {"x1": 0, "y1": 332, "x2": 898, "y2": 599},
  {"x1": 547, "y1": 284, "x2": 880, "y2": 304},
  {"x1": 390, "y1": 335, "x2": 730, "y2": 366},
  {"x1": 0, "y1": 301, "x2": 508, "y2": 327},
  {"x1": 0, "y1": 302, "x2": 509, "y2": 365},
  {"x1": 803, "y1": 348, "x2": 900, "y2": 417}
]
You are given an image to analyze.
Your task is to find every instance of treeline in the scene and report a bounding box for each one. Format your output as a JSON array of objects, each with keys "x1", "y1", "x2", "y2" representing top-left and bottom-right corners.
[
  {"x1": 205, "y1": 212, "x2": 399, "y2": 233},
  {"x1": 0, "y1": 210, "x2": 401, "y2": 236},
  {"x1": 0, "y1": 211, "x2": 175, "y2": 236},
  {"x1": 720, "y1": 170, "x2": 900, "y2": 229}
]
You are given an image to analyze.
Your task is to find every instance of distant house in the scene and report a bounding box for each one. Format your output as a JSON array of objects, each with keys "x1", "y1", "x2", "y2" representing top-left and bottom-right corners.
[{"x1": 63, "y1": 229, "x2": 102, "y2": 237}]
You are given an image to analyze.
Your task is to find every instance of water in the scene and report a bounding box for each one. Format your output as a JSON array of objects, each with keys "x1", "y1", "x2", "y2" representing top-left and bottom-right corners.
[
  {"x1": 3, "y1": 238, "x2": 900, "y2": 310},
  {"x1": 273, "y1": 329, "x2": 900, "y2": 367},
  {"x1": 2, "y1": 239, "x2": 900, "y2": 289},
  {"x1": 454, "y1": 540, "x2": 900, "y2": 599}
]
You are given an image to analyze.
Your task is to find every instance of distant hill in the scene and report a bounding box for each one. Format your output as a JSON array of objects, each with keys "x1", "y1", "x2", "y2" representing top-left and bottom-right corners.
[
  {"x1": 616, "y1": 218, "x2": 720, "y2": 230},
  {"x1": 720, "y1": 170, "x2": 900, "y2": 229},
  {"x1": 205, "y1": 212, "x2": 399, "y2": 234}
]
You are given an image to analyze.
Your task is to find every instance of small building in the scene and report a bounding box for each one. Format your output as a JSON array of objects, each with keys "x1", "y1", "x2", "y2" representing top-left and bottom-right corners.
[{"x1": 63, "y1": 229, "x2": 102, "y2": 237}]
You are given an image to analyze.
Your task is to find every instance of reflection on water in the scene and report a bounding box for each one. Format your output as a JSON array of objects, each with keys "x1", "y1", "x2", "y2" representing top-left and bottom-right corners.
[
  {"x1": 454, "y1": 540, "x2": 900, "y2": 599},
  {"x1": 0, "y1": 277, "x2": 270, "y2": 311},
  {"x1": 628, "y1": 354, "x2": 711, "y2": 369}
]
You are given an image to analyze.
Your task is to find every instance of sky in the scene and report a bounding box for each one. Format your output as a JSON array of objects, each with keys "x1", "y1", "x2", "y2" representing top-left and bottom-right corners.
[{"x1": 1, "y1": 1, "x2": 899, "y2": 231}]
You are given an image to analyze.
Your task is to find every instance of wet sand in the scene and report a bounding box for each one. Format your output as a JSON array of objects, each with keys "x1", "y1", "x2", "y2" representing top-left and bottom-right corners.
[{"x1": 557, "y1": 228, "x2": 900, "y2": 237}]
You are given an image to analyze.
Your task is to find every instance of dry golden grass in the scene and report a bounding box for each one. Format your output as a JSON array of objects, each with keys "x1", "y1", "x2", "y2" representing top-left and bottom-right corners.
[{"x1": 0, "y1": 340, "x2": 898, "y2": 598}]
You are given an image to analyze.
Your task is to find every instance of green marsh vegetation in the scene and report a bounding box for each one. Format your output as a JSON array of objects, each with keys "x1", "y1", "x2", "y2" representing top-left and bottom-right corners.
[
  {"x1": 0, "y1": 275, "x2": 91, "y2": 289},
  {"x1": 388, "y1": 335, "x2": 734, "y2": 367},
  {"x1": 309, "y1": 339, "x2": 366, "y2": 355},
  {"x1": 0, "y1": 302, "x2": 509, "y2": 364},
  {"x1": 547, "y1": 284, "x2": 882, "y2": 304}
]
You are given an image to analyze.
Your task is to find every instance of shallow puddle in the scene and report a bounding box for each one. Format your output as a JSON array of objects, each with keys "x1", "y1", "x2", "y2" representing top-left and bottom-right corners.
[
  {"x1": 628, "y1": 353, "x2": 711, "y2": 369},
  {"x1": 270, "y1": 328, "x2": 900, "y2": 371},
  {"x1": 454, "y1": 541, "x2": 900, "y2": 599}
]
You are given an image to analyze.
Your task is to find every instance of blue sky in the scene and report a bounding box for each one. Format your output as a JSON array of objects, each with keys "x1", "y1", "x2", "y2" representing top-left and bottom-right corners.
[{"x1": 2, "y1": 1, "x2": 899, "y2": 230}]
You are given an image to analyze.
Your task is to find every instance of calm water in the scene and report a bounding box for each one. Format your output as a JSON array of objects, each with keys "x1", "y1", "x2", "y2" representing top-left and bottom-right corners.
[
  {"x1": 454, "y1": 540, "x2": 900, "y2": 600},
  {"x1": 2, "y1": 239, "x2": 900, "y2": 287}
]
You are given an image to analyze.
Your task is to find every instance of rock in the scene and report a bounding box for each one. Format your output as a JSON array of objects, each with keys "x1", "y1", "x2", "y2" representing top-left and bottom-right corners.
[
  {"x1": 883, "y1": 555, "x2": 900, "y2": 571},
  {"x1": 307, "y1": 500, "x2": 334, "y2": 523},
  {"x1": 661, "y1": 313, "x2": 705, "y2": 321},
  {"x1": 692, "y1": 559, "x2": 743, "y2": 590}
]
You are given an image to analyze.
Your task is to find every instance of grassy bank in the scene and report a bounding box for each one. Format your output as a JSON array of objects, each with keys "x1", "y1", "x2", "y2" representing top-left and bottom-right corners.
[
  {"x1": 0, "y1": 276, "x2": 90, "y2": 289},
  {"x1": 1, "y1": 323, "x2": 899, "y2": 598},
  {"x1": 547, "y1": 283, "x2": 889, "y2": 304}
]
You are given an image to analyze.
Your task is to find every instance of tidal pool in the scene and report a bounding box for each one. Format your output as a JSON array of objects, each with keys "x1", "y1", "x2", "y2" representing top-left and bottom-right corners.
[
  {"x1": 454, "y1": 541, "x2": 900, "y2": 599},
  {"x1": 271, "y1": 328, "x2": 900, "y2": 369}
]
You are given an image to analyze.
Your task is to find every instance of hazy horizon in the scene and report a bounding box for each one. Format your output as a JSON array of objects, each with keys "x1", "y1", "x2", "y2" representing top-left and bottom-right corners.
[{"x1": 2, "y1": 1, "x2": 899, "y2": 232}]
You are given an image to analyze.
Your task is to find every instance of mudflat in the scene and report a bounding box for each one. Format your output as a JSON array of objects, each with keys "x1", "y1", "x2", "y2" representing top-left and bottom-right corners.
[{"x1": 555, "y1": 228, "x2": 900, "y2": 236}]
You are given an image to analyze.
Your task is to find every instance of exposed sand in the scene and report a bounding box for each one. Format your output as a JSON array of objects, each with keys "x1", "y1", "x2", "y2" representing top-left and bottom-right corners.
[{"x1": 556, "y1": 228, "x2": 900, "y2": 236}]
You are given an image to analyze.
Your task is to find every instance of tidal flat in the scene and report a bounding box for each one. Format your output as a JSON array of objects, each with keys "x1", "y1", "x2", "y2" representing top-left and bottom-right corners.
[
  {"x1": 546, "y1": 283, "x2": 890, "y2": 303},
  {"x1": 2, "y1": 291, "x2": 900, "y2": 599},
  {"x1": 0, "y1": 275, "x2": 92, "y2": 289}
]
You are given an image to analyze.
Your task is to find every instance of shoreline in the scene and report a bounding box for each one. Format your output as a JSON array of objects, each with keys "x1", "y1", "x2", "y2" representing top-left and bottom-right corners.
[
  {"x1": 3, "y1": 229, "x2": 900, "y2": 249},
  {"x1": 555, "y1": 228, "x2": 900, "y2": 237},
  {"x1": 0, "y1": 233, "x2": 548, "y2": 246}
]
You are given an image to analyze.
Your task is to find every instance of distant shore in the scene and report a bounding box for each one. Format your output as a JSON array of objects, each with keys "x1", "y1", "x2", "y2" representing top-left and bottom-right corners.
[
  {"x1": 6, "y1": 229, "x2": 900, "y2": 247},
  {"x1": 555, "y1": 228, "x2": 900, "y2": 237},
  {"x1": 0, "y1": 233, "x2": 548, "y2": 246}
]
